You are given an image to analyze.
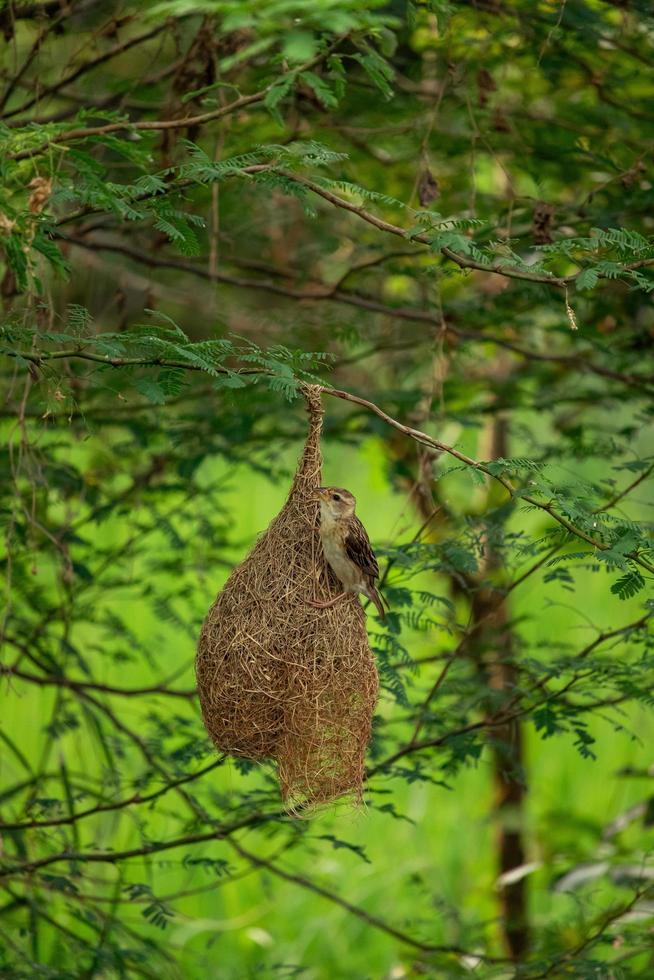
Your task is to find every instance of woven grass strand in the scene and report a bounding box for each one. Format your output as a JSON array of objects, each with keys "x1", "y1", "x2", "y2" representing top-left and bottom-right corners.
[{"x1": 196, "y1": 385, "x2": 379, "y2": 808}]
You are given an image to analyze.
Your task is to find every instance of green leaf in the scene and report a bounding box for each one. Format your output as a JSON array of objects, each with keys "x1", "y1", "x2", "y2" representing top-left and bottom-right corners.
[
  {"x1": 213, "y1": 372, "x2": 247, "y2": 390},
  {"x1": 611, "y1": 569, "x2": 645, "y2": 600},
  {"x1": 134, "y1": 378, "x2": 166, "y2": 404},
  {"x1": 299, "y1": 71, "x2": 338, "y2": 109},
  {"x1": 3, "y1": 233, "x2": 28, "y2": 292},
  {"x1": 328, "y1": 54, "x2": 347, "y2": 100},
  {"x1": 264, "y1": 73, "x2": 297, "y2": 122},
  {"x1": 352, "y1": 50, "x2": 394, "y2": 100},
  {"x1": 575, "y1": 267, "x2": 599, "y2": 291},
  {"x1": 282, "y1": 31, "x2": 318, "y2": 64},
  {"x1": 32, "y1": 230, "x2": 70, "y2": 277},
  {"x1": 263, "y1": 72, "x2": 297, "y2": 109},
  {"x1": 220, "y1": 36, "x2": 275, "y2": 73},
  {"x1": 318, "y1": 835, "x2": 371, "y2": 863}
]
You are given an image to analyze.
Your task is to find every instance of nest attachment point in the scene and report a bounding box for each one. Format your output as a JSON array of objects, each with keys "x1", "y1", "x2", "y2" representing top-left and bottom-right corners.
[{"x1": 196, "y1": 385, "x2": 379, "y2": 808}]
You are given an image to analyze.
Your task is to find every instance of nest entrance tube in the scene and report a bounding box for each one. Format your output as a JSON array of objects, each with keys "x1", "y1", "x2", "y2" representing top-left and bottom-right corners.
[{"x1": 196, "y1": 385, "x2": 379, "y2": 808}]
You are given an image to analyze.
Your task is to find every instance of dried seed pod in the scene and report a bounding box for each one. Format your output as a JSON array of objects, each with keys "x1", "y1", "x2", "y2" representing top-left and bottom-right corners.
[
  {"x1": 532, "y1": 202, "x2": 555, "y2": 245},
  {"x1": 418, "y1": 168, "x2": 440, "y2": 207}
]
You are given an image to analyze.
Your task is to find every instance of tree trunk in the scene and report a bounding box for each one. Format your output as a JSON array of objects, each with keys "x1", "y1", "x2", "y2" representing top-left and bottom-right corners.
[{"x1": 471, "y1": 415, "x2": 529, "y2": 960}]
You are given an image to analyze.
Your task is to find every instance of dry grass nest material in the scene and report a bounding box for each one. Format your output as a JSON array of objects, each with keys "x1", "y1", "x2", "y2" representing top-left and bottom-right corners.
[{"x1": 196, "y1": 385, "x2": 379, "y2": 808}]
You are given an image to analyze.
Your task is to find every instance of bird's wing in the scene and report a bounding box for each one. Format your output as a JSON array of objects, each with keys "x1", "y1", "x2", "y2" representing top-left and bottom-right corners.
[{"x1": 344, "y1": 516, "x2": 379, "y2": 580}]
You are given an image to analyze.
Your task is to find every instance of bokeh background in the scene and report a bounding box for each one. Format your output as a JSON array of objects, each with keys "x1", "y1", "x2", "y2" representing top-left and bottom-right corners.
[{"x1": 2, "y1": 2, "x2": 654, "y2": 977}]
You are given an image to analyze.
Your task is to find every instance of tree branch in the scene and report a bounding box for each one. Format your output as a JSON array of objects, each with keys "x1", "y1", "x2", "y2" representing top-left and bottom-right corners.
[
  {"x1": 0, "y1": 758, "x2": 223, "y2": 831},
  {"x1": 1, "y1": 664, "x2": 195, "y2": 700},
  {"x1": 281, "y1": 171, "x2": 569, "y2": 286},
  {"x1": 7, "y1": 45, "x2": 343, "y2": 160},
  {"x1": 3, "y1": 20, "x2": 170, "y2": 119},
  {"x1": 594, "y1": 461, "x2": 654, "y2": 514},
  {"x1": 0, "y1": 812, "x2": 270, "y2": 879},
  {"x1": 63, "y1": 235, "x2": 654, "y2": 392},
  {"x1": 229, "y1": 840, "x2": 501, "y2": 961},
  {"x1": 281, "y1": 171, "x2": 654, "y2": 290},
  {"x1": 2, "y1": 346, "x2": 652, "y2": 573},
  {"x1": 318, "y1": 386, "x2": 654, "y2": 573}
]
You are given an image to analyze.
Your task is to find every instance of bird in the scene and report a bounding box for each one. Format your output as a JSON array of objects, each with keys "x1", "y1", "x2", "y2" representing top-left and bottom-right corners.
[{"x1": 308, "y1": 486, "x2": 386, "y2": 618}]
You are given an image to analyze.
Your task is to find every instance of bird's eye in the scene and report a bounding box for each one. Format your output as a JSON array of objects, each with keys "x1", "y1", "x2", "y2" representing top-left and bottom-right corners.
[{"x1": 332, "y1": 493, "x2": 341, "y2": 501}]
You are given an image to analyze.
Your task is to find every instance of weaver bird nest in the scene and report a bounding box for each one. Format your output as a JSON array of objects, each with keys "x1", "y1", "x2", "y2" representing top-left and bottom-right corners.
[{"x1": 196, "y1": 386, "x2": 379, "y2": 807}]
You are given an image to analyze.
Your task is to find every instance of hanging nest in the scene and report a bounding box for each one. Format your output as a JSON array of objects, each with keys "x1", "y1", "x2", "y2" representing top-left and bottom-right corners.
[{"x1": 196, "y1": 385, "x2": 379, "y2": 808}]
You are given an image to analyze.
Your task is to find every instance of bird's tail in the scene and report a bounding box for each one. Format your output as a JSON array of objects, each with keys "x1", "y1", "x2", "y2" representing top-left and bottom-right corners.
[{"x1": 369, "y1": 585, "x2": 386, "y2": 620}]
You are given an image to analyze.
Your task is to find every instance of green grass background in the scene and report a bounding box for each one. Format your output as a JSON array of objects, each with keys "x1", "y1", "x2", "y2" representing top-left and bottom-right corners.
[{"x1": 3, "y1": 428, "x2": 653, "y2": 979}]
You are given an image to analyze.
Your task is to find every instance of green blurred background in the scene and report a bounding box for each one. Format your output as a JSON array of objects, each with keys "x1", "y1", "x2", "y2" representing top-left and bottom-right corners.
[{"x1": 2, "y1": 1, "x2": 654, "y2": 977}]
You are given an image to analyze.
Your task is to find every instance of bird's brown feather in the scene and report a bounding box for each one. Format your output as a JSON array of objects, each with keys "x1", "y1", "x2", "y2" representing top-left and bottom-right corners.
[{"x1": 344, "y1": 516, "x2": 380, "y2": 580}]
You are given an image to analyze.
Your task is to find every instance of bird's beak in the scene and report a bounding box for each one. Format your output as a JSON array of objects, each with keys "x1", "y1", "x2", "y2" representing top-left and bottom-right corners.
[{"x1": 314, "y1": 487, "x2": 327, "y2": 500}]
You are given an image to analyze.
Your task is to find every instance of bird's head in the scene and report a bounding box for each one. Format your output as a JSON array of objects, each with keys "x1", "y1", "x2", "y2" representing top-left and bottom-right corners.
[{"x1": 315, "y1": 486, "x2": 356, "y2": 521}]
